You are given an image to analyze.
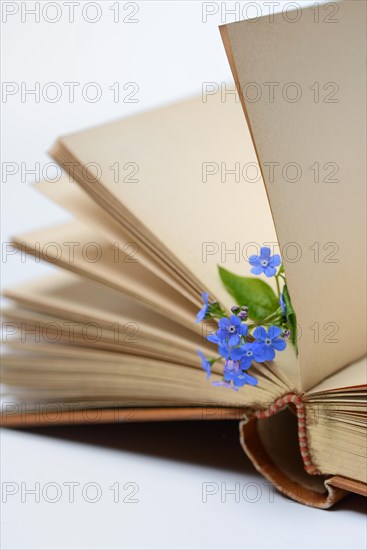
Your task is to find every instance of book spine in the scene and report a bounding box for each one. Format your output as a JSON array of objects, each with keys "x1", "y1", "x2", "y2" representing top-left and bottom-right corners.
[
  {"x1": 239, "y1": 394, "x2": 349, "y2": 508},
  {"x1": 255, "y1": 393, "x2": 319, "y2": 475}
]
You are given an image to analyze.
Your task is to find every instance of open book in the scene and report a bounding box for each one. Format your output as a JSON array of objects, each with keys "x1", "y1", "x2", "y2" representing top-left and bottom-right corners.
[{"x1": 1, "y1": 0, "x2": 366, "y2": 508}]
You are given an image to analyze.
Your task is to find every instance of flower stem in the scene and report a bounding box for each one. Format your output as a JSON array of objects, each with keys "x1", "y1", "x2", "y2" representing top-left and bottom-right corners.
[
  {"x1": 275, "y1": 273, "x2": 281, "y2": 298},
  {"x1": 247, "y1": 308, "x2": 282, "y2": 329}
]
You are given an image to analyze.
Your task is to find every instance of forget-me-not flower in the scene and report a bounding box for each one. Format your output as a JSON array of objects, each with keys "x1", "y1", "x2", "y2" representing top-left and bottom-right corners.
[
  {"x1": 197, "y1": 350, "x2": 211, "y2": 379},
  {"x1": 252, "y1": 325, "x2": 287, "y2": 361},
  {"x1": 230, "y1": 342, "x2": 267, "y2": 370},
  {"x1": 249, "y1": 247, "x2": 281, "y2": 277},
  {"x1": 216, "y1": 315, "x2": 248, "y2": 347},
  {"x1": 206, "y1": 333, "x2": 230, "y2": 359},
  {"x1": 223, "y1": 359, "x2": 258, "y2": 387},
  {"x1": 195, "y1": 292, "x2": 209, "y2": 323},
  {"x1": 279, "y1": 293, "x2": 286, "y2": 316}
]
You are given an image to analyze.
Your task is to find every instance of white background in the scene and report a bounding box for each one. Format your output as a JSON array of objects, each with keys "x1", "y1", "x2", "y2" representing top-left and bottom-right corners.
[{"x1": 1, "y1": 1, "x2": 366, "y2": 549}]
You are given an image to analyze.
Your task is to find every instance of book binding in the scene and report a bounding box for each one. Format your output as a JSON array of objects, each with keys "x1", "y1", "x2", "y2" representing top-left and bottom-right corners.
[{"x1": 241, "y1": 393, "x2": 367, "y2": 508}]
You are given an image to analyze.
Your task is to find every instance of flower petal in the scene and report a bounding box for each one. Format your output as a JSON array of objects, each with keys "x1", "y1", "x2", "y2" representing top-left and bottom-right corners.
[
  {"x1": 228, "y1": 333, "x2": 240, "y2": 347},
  {"x1": 215, "y1": 329, "x2": 228, "y2": 343},
  {"x1": 218, "y1": 344, "x2": 230, "y2": 359},
  {"x1": 250, "y1": 265, "x2": 263, "y2": 275},
  {"x1": 230, "y1": 346, "x2": 246, "y2": 360},
  {"x1": 260, "y1": 247, "x2": 271, "y2": 260},
  {"x1": 197, "y1": 350, "x2": 205, "y2": 361},
  {"x1": 252, "y1": 342, "x2": 275, "y2": 362},
  {"x1": 242, "y1": 373, "x2": 258, "y2": 386},
  {"x1": 270, "y1": 254, "x2": 281, "y2": 267},
  {"x1": 240, "y1": 355, "x2": 253, "y2": 370},
  {"x1": 272, "y1": 338, "x2": 287, "y2": 351},
  {"x1": 264, "y1": 265, "x2": 277, "y2": 277},
  {"x1": 230, "y1": 314, "x2": 241, "y2": 327},
  {"x1": 201, "y1": 291, "x2": 209, "y2": 304},
  {"x1": 261, "y1": 346, "x2": 276, "y2": 361},
  {"x1": 233, "y1": 374, "x2": 248, "y2": 387},
  {"x1": 195, "y1": 306, "x2": 207, "y2": 323},
  {"x1": 253, "y1": 326, "x2": 267, "y2": 341},
  {"x1": 218, "y1": 317, "x2": 230, "y2": 329},
  {"x1": 197, "y1": 350, "x2": 211, "y2": 378},
  {"x1": 279, "y1": 294, "x2": 286, "y2": 315},
  {"x1": 238, "y1": 323, "x2": 249, "y2": 337},
  {"x1": 268, "y1": 325, "x2": 282, "y2": 339},
  {"x1": 249, "y1": 255, "x2": 260, "y2": 265},
  {"x1": 252, "y1": 343, "x2": 267, "y2": 362},
  {"x1": 223, "y1": 370, "x2": 233, "y2": 382}
]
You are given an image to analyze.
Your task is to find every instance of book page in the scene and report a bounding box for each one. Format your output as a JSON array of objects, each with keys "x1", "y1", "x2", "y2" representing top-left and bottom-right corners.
[
  {"x1": 34, "y1": 178, "x2": 200, "y2": 305},
  {"x1": 306, "y1": 357, "x2": 367, "y2": 395},
  {"x1": 3, "y1": 307, "x2": 203, "y2": 367},
  {"x1": 54, "y1": 95, "x2": 278, "y2": 311},
  {"x1": 2, "y1": 347, "x2": 292, "y2": 410},
  {"x1": 221, "y1": 0, "x2": 366, "y2": 390},
  {"x1": 12, "y1": 223, "x2": 198, "y2": 333},
  {"x1": 3, "y1": 272, "x2": 209, "y2": 352}
]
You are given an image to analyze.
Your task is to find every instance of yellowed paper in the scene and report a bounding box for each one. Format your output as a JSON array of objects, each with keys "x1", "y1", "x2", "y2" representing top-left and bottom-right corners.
[{"x1": 221, "y1": 0, "x2": 366, "y2": 390}]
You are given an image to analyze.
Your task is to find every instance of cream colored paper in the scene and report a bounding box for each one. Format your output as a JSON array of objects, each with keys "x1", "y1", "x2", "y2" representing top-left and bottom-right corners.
[
  {"x1": 3, "y1": 272, "x2": 208, "y2": 352},
  {"x1": 306, "y1": 357, "x2": 367, "y2": 395},
  {"x1": 34, "y1": 178, "x2": 200, "y2": 305},
  {"x1": 52, "y1": 95, "x2": 278, "y2": 309},
  {"x1": 221, "y1": 0, "x2": 366, "y2": 390},
  {"x1": 12, "y1": 222, "x2": 198, "y2": 332}
]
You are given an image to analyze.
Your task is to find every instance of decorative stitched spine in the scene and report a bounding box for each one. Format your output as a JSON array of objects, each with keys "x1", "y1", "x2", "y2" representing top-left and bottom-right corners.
[{"x1": 255, "y1": 393, "x2": 320, "y2": 475}]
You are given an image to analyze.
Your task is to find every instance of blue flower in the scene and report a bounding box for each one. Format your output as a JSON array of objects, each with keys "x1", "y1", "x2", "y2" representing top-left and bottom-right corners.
[
  {"x1": 279, "y1": 293, "x2": 286, "y2": 316},
  {"x1": 252, "y1": 326, "x2": 287, "y2": 361},
  {"x1": 206, "y1": 333, "x2": 230, "y2": 359},
  {"x1": 197, "y1": 350, "x2": 211, "y2": 379},
  {"x1": 249, "y1": 247, "x2": 281, "y2": 277},
  {"x1": 240, "y1": 372, "x2": 258, "y2": 386},
  {"x1": 211, "y1": 358, "x2": 259, "y2": 390},
  {"x1": 195, "y1": 292, "x2": 210, "y2": 323},
  {"x1": 223, "y1": 360, "x2": 250, "y2": 388},
  {"x1": 222, "y1": 359, "x2": 258, "y2": 388},
  {"x1": 216, "y1": 315, "x2": 248, "y2": 347},
  {"x1": 230, "y1": 342, "x2": 266, "y2": 369}
]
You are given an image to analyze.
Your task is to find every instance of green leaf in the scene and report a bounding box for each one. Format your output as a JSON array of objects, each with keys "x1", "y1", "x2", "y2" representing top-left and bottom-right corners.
[
  {"x1": 283, "y1": 285, "x2": 298, "y2": 349},
  {"x1": 218, "y1": 266, "x2": 278, "y2": 321}
]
